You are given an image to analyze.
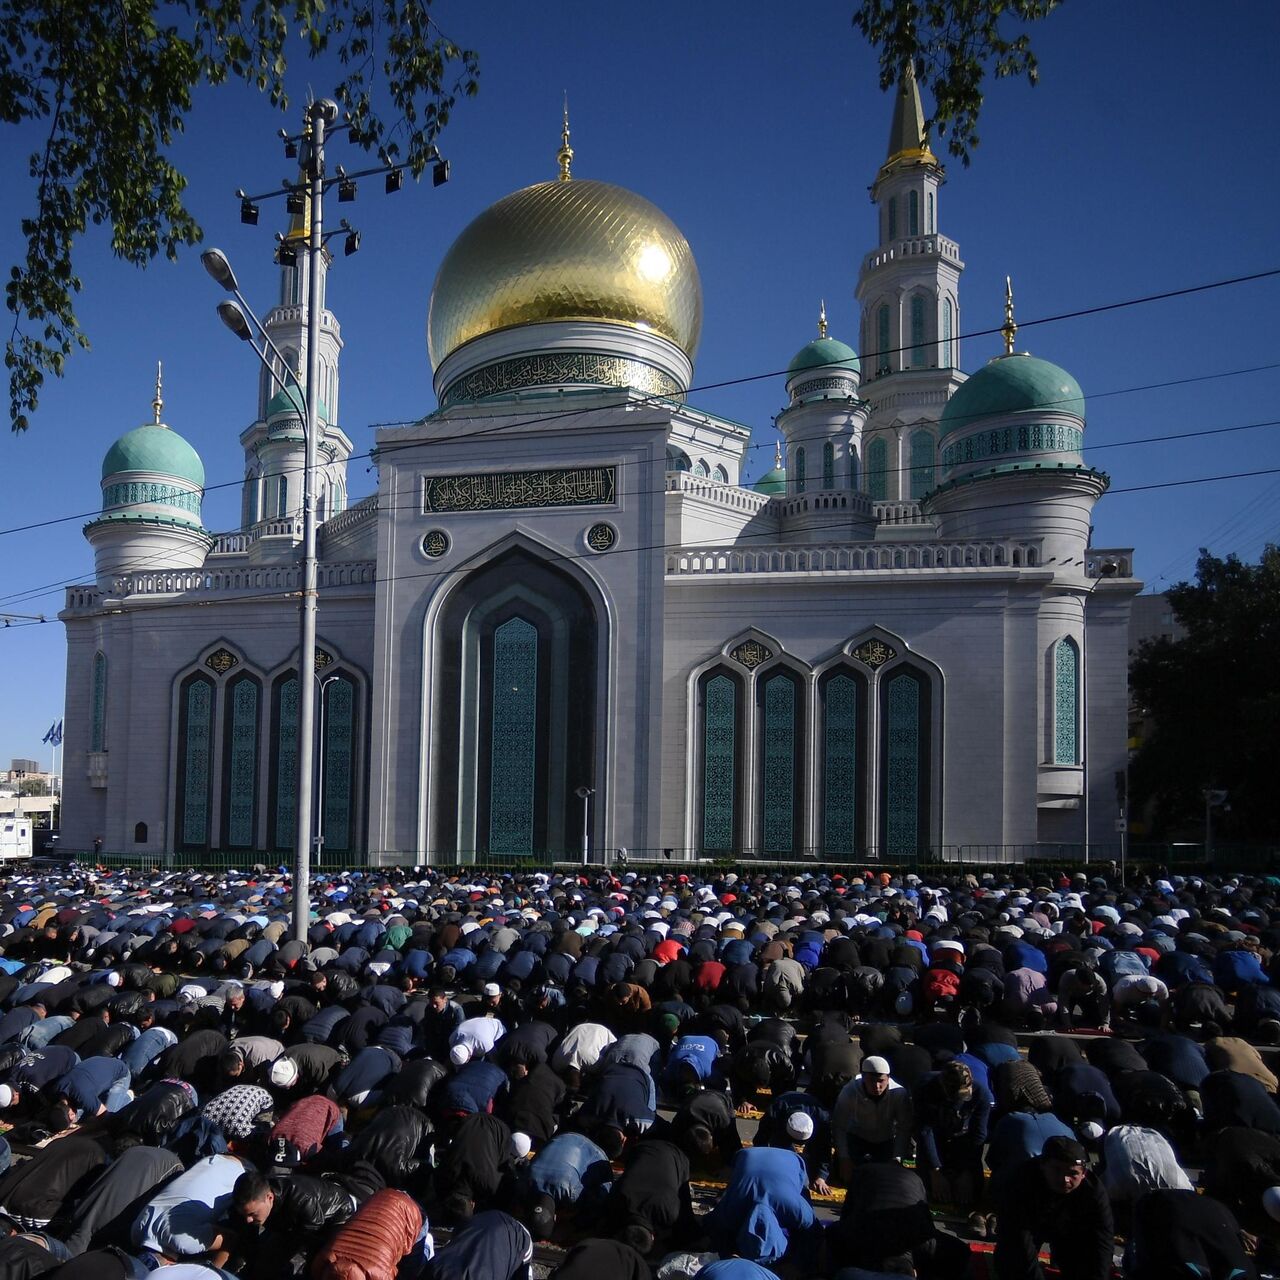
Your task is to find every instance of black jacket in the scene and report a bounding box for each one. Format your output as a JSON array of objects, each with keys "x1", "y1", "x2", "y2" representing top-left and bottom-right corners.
[
  {"x1": 994, "y1": 1156, "x2": 1114, "y2": 1280},
  {"x1": 265, "y1": 1170, "x2": 356, "y2": 1230}
]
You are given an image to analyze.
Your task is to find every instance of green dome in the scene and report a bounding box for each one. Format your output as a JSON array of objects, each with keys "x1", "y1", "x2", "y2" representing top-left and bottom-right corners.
[
  {"x1": 265, "y1": 384, "x2": 329, "y2": 423},
  {"x1": 941, "y1": 353, "x2": 1084, "y2": 433},
  {"x1": 101, "y1": 424, "x2": 205, "y2": 487},
  {"x1": 754, "y1": 466, "x2": 787, "y2": 496},
  {"x1": 787, "y1": 336, "x2": 860, "y2": 377}
]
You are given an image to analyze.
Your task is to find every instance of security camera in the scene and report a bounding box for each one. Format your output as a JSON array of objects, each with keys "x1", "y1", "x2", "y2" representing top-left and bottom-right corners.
[{"x1": 1099, "y1": 558, "x2": 1120, "y2": 577}]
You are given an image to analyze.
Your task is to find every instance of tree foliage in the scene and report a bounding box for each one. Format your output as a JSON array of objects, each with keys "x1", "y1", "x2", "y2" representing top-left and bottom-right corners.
[
  {"x1": 1, "y1": 0, "x2": 478, "y2": 431},
  {"x1": 853, "y1": 0, "x2": 1061, "y2": 163},
  {"x1": 1129, "y1": 546, "x2": 1280, "y2": 841}
]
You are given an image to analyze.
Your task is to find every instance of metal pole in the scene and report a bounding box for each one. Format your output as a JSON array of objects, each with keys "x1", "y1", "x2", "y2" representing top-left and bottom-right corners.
[
  {"x1": 1205, "y1": 792, "x2": 1213, "y2": 862},
  {"x1": 293, "y1": 98, "x2": 337, "y2": 942},
  {"x1": 314, "y1": 678, "x2": 327, "y2": 871},
  {"x1": 581, "y1": 794, "x2": 589, "y2": 866},
  {"x1": 1081, "y1": 595, "x2": 1089, "y2": 868}
]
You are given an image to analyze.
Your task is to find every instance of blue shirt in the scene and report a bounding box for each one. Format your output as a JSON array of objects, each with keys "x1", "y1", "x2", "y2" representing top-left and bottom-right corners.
[
  {"x1": 528, "y1": 1132, "x2": 611, "y2": 1202},
  {"x1": 666, "y1": 1036, "x2": 719, "y2": 1084}
]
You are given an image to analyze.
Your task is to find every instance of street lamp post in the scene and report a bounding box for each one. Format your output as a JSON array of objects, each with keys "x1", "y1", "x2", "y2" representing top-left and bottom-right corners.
[
  {"x1": 575, "y1": 786, "x2": 594, "y2": 866},
  {"x1": 314, "y1": 673, "x2": 342, "y2": 868}
]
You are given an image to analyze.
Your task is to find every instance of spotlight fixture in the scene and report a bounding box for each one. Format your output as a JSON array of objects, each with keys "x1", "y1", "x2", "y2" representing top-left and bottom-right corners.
[
  {"x1": 344, "y1": 229, "x2": 361, "y2": 257},
  {"x1": 385, "y1": 167, "x2": 404, "y2": 194},
  {"x1": 280, "y1": 128, "x2": 298, "y2": 160},
  {"x1": 276, "y1": 240, "x2": 298, "y2": 267},
  {"x1": 338, "y1": 177, "x2": 357, "y2": 203},
  {"x1": 240, "y1": 198, "x2": 259, "y2": 226},
  {"x1": 432, "y1": 159, "x2": 450, "y2": 188},
  {"x1": 286, "y1": 188, "x2": 305, "y2": 215}
]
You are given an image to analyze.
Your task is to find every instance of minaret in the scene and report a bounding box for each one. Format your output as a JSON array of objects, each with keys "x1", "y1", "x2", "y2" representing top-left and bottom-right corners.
[
  {"x1": 855, "y1": 63, "x2": 966, "y2": 506},
  {"x1": 238, "y1": 119, "x2": 352, "y2": 537}
]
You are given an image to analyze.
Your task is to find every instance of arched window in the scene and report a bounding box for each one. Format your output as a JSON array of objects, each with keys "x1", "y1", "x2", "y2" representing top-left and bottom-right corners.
[
  {"x1": 887, "y1": 196, "x2": 897, "y2": 240},
  {"x1": 927, "y1": 191, "x2": 935, "y2": 232},
  {"x1": 490, "y1": 618, "x2": 539, "y2": 855},
  {"x1": 880, "y1": 667, "x2": 932, "y2": 857},
  {"x1": 222, "y1": 673, "x2": 261, "y2": 849},
  {"x1": 877, "y1": 305, "x2": 891, "y2": 375},
  {"x1": 666, "y1": 446, "x2": 691, "y2": 473},
  {"x1": 908, "y1": 190, "x2": 920, "y2": 236},
  {"x1": 316, "y1": 485, "x2": 327, "y2": 524},
  {"x1": 758, "y1": 669, "x2": 804, "y2": 855},
  {"x1": 822, "y1": 441, "x2": 835, "y2": 489},
  {"x1": 176, "y1": 673, "x2": 215, "y2": 851},
  {"x1": 245, "y1": 472, "x2": 260, "y2": 526},
  {"x1": 699, "y1": 669, "x2": 742, "y2": 854},
  {"x1": 942, "y1": 298, "x2": 953, "y2": 368},
  {"x1": 712, "y1": 464, "x2": 729, "y2": 483},
  {"x1": 910, "y1": 295, "x2": 926, "y2": 367},
  {"x1": 866, "y1": 438, "x2": 888, "y2": 501},
  {"x1": 848, "y1": 450, "x2": 859, "y2": 489},
  {"x1": 320, "y1": 672, "x2": 359, "y2": 857},
  {"x1": 269, "y1": 672, "x2": 299, "y2": 851},
  {"x1": 1053, "y1": 638, "x2": 1081, "y2": 765},
  {"x1": 910, "y1": 430, "x2": 935, "y2": 499},
  {"x1": 820, "y1": 669, "x2": 867, "y2": 854},
  {"x1": 90, "y1": 651, "x2": 107, "y2": 753},
  {"x1": 133, "y1": 822, "x2": 148, "y2": 844},
  {"x1": 693, "y1": 459, "x2": 710, "y2": 477},
  {"x1": 795, "y1": 447, "x2": 806, "y2": 494}
]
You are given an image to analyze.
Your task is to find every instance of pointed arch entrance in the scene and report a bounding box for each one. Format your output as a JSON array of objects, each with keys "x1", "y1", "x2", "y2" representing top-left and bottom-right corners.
[{"x1": 431, "y1": 547, "x2": 600, "y2": 859}]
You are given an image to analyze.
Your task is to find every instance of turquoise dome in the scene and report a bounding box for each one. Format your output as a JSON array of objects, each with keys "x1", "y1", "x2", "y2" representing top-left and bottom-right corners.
[
  {"x1": 787, "y1": 336, "x2": 860, "y2": 377},
  {"x1": 101, "y1": 424, "x2": 205, "y2": 487},
  {"x1": 266, "y1": 384, "x2": 329, "y2": 423},
  {"x1": 754, "y1": 466, "x2": 787, "y2": 497},
  {"x1": 941, "y1": 353, "x2": 1084, "y2": 433}
]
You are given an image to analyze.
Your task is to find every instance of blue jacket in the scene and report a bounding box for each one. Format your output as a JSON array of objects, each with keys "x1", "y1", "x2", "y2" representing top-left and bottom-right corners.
[
  {"x1": 528, "y1": 1131, "x2": 612, "y2": 1203},
  {"x1": 57, "y1": 1055, "x2": 129, "y2": 1115},
  {"x1": 437, "y1": 1060, "x2": 507, "y2": 1115},
  {"x1": 665, "y1": 1036, "x2": 719, "y2": 1085},
  {"x1": 706, "y1": 1146, "x2": 814, "y2": 1263}
]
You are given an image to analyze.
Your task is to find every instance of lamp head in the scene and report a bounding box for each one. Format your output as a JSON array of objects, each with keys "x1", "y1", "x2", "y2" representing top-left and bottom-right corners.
[
  {"x1": 215, "y1": 299, "x2": 254, "y2": 342},
  {"x1": 201, "y1": 248, "x2": 239, "y2": 293}
]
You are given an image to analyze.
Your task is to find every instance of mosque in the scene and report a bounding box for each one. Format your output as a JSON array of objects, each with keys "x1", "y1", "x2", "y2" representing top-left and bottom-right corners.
[{"x1": 59, "y1": 72, "x2": 1141, "y2": 864}]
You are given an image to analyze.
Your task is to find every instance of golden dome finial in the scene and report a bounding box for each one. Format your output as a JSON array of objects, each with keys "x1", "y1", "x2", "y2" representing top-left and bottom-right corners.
[
  {"x1": 775, "y1": 438, "x2": 783, "y2": 469},
  {"x1": 1001, "y1": 275, "x2": 1018, "y2": 355},
  {"x1": 817, "y1": 299, "x2": 828, "y2": 340},
  {"x1": 557, "y1": 93, "x2": 574, "y2": 182},
  {"x1": 152, "y1": 360, "x2": 165, "y2": 427}
]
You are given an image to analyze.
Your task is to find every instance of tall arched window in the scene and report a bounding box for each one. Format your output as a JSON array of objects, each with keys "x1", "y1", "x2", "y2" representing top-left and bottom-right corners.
[
  {"x1": 887, "y1": 197, "x2": 897, "y2": 240},
  {"x1": 490, "y1": 618, "x2": 539, "y2": 855},
  {"x1": 910, "y1": 295, "x2": 926, "y2": 367},
  {"x1": 269, "y1": 673, "x2": 299, "y2": 851},
  {"x1": 795, "y1": 447, "x2": 806, "y2": 494},
  {"x1": 908, "y1": 189, "x2": 920, "y2": 236},
  {"x1": 866, "y1": 438, "x2": 888, "y2": 501},
  {"x1": 848, "y1": 450, "x2": 859, "y2": 489},
  {"x1": 1053, "y1": 638, "x2": 1081, "y2": 765},
  {"x1": 942, "y1": 298, "x2": 953, "y2": 368},
  {"x1": 90, "y1": 651, "x2": 107, "y2": 752},
  {"x1": 693, "y1": 459, "x2": 710, "y2": 478},
  {"x1": 880, "y1": 667, "x2": 932, "y2": 857},
  {"x1": 758, "y1": 668, "x2": 804, "y2": 855},
  {"x1": 910, "y1": 431, "x2": 935, "y2": 499},
  {"x1": 222, "y1": 674, "x2": 261, "y2": 849},
  {"x1": 712, "y1": 464, "x2": 728, "y2": 483},
  {"x1": 820, "y1": 668, "x2": 867, "y2": 855},
  {"x1": 176, "y1": 673, "x2": 215, "y2": 851},
  {"x1": 666, "y1": 446, "x2": 691, "y2": 472},
  {"x1": 822, "y1": 441, "x2": 835, "y2": 489},
  {"x1": 321, "y1": 673, "x2": 359, "y2": 856},
  {"x1": 927, "y1": 192, "x2": 935, "y2": 232},
  {"x1": 699, "y1": 669, "x2": 742, "y2": 854},
  {"x1": 877, "y1": 305, "x2": 891, "y2": 375}
]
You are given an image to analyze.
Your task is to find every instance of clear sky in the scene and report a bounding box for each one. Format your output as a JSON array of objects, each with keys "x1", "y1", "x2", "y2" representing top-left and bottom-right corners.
[{"x1": 1, "y1": 0, "x2": 1278, "y2": 770}]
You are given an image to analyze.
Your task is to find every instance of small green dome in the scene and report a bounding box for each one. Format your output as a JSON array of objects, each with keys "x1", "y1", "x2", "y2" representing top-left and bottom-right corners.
[
  {"x1": 265, "y1": 383, "x2": 329, "y2": 423},
  {"x1": 101, "y1": 424, "x2": 205, "y2": 487},
  {"x1": 787, "y1": 336, "x2": 860, "y2": 377},
  {"x1": 941, "y1": 353, "x2": 1084, "y2": 433},
  {"x1": 754, "y1": 466, "x2": 788, "y2": 496}
]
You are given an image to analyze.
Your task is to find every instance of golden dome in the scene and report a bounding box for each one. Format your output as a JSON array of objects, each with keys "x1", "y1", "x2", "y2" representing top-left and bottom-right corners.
[{"x1": 428, "y1": 178, "x2": 703, "y2": 369}]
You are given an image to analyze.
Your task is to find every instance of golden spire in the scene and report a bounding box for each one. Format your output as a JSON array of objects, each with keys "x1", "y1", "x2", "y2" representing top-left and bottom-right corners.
[
  {"x1": 1000, "y1": 275, "x2": 1018, "y2": 355},
  {"x1": 556, "y1": 93, "x2": 574, "y2": 182},
  {"x1": 817, "y1": 299, "x2": 828, "y2": 340},
  {"x1": 775, "y1": 438, "x2": 783, "y2": 469},
  {"x1": 152, "y1": 361, "x2": 165, "y2": 427}
]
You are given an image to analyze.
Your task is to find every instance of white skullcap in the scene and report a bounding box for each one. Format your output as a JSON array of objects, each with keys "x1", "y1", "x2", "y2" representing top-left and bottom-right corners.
[
  {"x1": 1079, "y1": 1121, "x2": 1105, "y2": 1141},
  {"x1": 862, "y1": 1056, "x2": 891, "y2": 1077},
  {"x1": 785, "y1": 1112, "x2": 815, "y2": 1141},
  {"x1": 0, "y1": 1086, "x2": 13, "y2": 1109},
  {"x1": 450, "y1": 1043, "x2": 472, "y2": 1066},
  {"x1": 269, "y1": 1058, "x2": 299, "y2": 1088},
  {"x1": 482, "y1": 983, "x2": 502, "y2": 998},
  {"x1": 512, "y1": 1131, "x2": 533, "y2": 1158},
  {"x1": 104, "y1": 971, "x2": 123, "y2": 987},
  {"x1": 1264, "y1": 1187, "x2": 1280, "y2": 1222}
]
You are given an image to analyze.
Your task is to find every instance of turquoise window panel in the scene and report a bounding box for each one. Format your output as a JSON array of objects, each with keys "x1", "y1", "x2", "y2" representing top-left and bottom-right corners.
[
  {"x1": 181, "y1": 678, "x2": 214, "y2": 848},
  {"x1": 927, "y1": 191, "x2": 934, "y2": 233},
  {"x1": 90, "y1": 651, "x2": 107, "y2": 753},
  {"x1": 490, "y1": 617, "x2": 538, "y2": 854},
  {"x1": 884, "y1": 672, "x2": 922, "y2": 856},
  {"x1": 274, "y1": 677, "x2": 299, "y2": 850},
  {"x1": 702, "y1": 674, "x2": 737, "y2": 852},
  {"x1": 867, "y1": 438, "x2": 888, "y2": 501},
  {"x1": 823, "y1": 675, "x2": 858, "y2": 854},
  {"x1": 225, "y1": 678, "x2": 259, "y2": 848},
  {"x1": 910, "y1": 431, "x2": 935, "y2": 499},
  {"x1": 323, "y1": 676, "x2": 355, "y2": 854},
  {"x1": 1054, "y1": 638, "x2": 1080, "y2": 765},
  {"x1": 942, "y1": 299, "x2": 953, "y2": 368},
  {"x1": 822, "y1": 441, "x2": 835, "y2": 489},
  {"x1": 910, "y1": 295, "x2": 926, "y2": 367},
  {"x1": 795, "y1": 447, "x2": 806, "y2": 493},
  {"x1": 877, "y1": 305, "x2": 891, "y2": 374},
  {"x1": 761, "y1": 673, "x2": 797, "y2": 854},
  {"x1": 909, "y1": 189, "x2": 919, "y2": 236}
]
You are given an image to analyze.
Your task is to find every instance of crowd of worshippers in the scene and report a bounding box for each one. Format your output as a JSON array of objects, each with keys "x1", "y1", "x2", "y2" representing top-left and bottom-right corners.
[{"x1": 0, "y1": 865, "x2": 1274, "y2": 1279}]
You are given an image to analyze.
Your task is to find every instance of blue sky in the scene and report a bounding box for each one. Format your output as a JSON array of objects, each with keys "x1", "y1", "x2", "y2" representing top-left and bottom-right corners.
[{"x1": 2, "y1": 0, "x2": 1278, "y2": 769}]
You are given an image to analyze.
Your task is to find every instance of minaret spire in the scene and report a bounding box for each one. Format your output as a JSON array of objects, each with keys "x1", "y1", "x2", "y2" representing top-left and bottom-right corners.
[
  {"x1": 152, "y1": 361, "x2": 165, "y2": 427},
  {"x1": 557, "y1": 94, "x2": 574, "y2": 181},
  {"x1": 1001, "y1": 276, "x2": 1018, "y2": 355},
  {"x1": 884, "y1": 62, "x2": 935, "y2": 166},
  {"x1": 818, "y1": 299, "x2": 828, "y2": 339},
  {"x1": 775, "y1": 438, "x2": 783, "y2": 469}
]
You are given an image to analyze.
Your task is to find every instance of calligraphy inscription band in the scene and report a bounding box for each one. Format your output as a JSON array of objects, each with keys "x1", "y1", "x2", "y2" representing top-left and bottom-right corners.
[{"x1": 422, "y1": 466, "x2": 617, "y2": 514}]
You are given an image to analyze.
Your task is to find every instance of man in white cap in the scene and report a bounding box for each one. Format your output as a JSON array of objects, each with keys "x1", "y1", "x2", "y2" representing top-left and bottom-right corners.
[
  {"x1": 449, "y1": 1011, "x2": 505, "y2": 1062},
  {"x1": 754, "y1": 1090, "x2": 834, "y2": 1196},
  {"x1": 831, "y1": 1055, "x2": 913, "y2": 1178}
]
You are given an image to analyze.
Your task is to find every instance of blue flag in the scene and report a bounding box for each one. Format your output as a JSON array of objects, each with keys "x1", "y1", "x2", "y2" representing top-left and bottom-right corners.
[
  {"x1": 41, "y1": 721, "x2": 56, "y2": 744},
  {"x1": 51, "y1": 720, "x2": 63, "y2": 747}
]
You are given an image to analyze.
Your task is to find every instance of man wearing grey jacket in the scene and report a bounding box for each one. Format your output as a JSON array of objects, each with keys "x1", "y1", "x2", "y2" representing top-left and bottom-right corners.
[{"x1": 831, "y1": 1056, "x2": 913, "y2": 1177}]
